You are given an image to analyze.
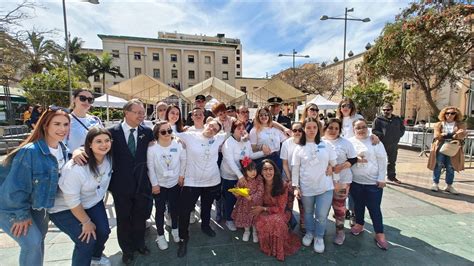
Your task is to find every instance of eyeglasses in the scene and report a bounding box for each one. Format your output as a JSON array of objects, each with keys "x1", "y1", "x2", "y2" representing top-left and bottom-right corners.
[
  {"x1": 341, "y1": 104, "x2": 353, "y2": 109},
  {"x1": 309, "y1": 108, "x2": 319, "y2": 112},
  {"x1": 78, "y1": 95, "x2": 94, "y2": 104},
  {"x1": 159, "y1": 129, "x2": 173, "y2": 135},
  {"x1": 128, "y1": 110, "x2": 146, "y2": 116},
  {"x1": 48, "y1": 105, "x2": 70, "y2": 113},
  {"x1": 292, "y1": 128, "x2": 304, "y2": 133},
  {"x1": 445, "y1": 112, "x2": 457, "y2": 116},
  {"x1": 382, "y1": 109, "x2": 392, "y2": 112}
]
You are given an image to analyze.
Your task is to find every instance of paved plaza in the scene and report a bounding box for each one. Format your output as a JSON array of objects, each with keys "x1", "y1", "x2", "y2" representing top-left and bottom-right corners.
[{"x1": 0, "y1": 149, "x2": 473, "y2": 265}]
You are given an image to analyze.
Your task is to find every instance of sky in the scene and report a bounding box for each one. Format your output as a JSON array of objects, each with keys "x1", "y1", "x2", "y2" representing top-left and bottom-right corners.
[{"x1": 4, "y1": 0, "x2": 411, "y2": 78}]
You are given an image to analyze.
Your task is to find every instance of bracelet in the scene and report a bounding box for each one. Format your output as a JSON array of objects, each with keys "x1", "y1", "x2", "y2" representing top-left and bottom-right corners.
[{"x1": 81, "y1": 218, "x2": 91, "y2": 226}]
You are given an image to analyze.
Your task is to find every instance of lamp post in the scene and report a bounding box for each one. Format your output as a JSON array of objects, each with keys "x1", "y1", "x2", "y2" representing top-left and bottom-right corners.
[
  {"x1": 278, "y1": 49, "x2": 310, "y2": 87},
  {"x1": 321, "y1": 8, "x2": 370, "y2": 97},
  {"x1": 62, "y1": 0, "x2": 99, "y2": 103}
]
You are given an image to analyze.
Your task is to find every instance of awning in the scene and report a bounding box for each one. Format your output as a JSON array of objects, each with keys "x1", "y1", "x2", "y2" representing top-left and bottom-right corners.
[{"x1": 93, "y1": 94, "x2": 128, "y2": 108}]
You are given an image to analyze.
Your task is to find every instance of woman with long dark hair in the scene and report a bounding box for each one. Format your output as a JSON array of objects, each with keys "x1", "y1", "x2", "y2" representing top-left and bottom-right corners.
[
  {"x1": 165, "y1": 104, "x2": 184, "y2": 133},
  {"x1": 0, "y1": 106, "x2": 70, "y2": 265}
]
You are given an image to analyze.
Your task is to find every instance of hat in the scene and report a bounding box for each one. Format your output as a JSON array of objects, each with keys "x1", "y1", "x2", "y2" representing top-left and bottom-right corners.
[
  {"x1": 226, "y1": 105, "x2": 236, "y2": 111},
  {"x1": 267, "y1": 96, "x2": 283, "y2": 105},
  {"x1": 195, "y1": 95, "x2": 206, "y2": 101}
]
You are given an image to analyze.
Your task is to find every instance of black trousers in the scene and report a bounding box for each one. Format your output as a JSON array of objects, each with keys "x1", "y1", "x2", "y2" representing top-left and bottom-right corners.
[
  {"x1": 383, "y1": 143, "x2": 399, "y2": 179},
  {"x1": 112, "y1": 193, "x2": 152, "y2": 254},
  {"x1": 153, "y1": 184, "x2": 180, "y2": 235},
  {"x1": 178, "y1": 184, "x2": 221, "y2": 240}
]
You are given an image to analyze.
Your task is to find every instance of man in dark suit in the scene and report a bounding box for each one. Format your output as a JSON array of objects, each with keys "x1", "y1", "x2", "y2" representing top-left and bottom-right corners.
[
  {"x1": 268, "y1": 96, "x2": 292, "y2": 129},
  {"x1": 185, "y1": 94, "x2": 214, "y2": 126},
  {"x1": 108, "y1": 99, "x2": 154, "y2": 264}
]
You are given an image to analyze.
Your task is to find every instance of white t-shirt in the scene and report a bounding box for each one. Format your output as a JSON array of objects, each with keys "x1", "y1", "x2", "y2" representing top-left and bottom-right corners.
[
  {"x1": 349, "y1": 136, "x2": 387, "y2": 185},
  {"x1": 176, "y1": 131, "x2": 227, "y2": 187},
  {"x1": 147, "y1": 140, "x2": 186, "y2": 188},
  {"x1": 49, "y1": 158, "x2": 112, "y2": 213},
  {"x1": 49, "y1": 145, "x2": 67, "y2": 172},
  {"x1": 221, "y1": 136, "x2": 264, "y2": 180},
  {"x1": 67, "y1": 114, "x2": 102, "y2": 153},
  {"x1": 291, "y1": 141, "x2": 337, "y2": 196},
  {"x1": 186, "y1": 126, "x2": 204, "y2": 133},
  {"x1": 280, "y1": 137, "x2": 299, "y2": 179},
  {"x1": 322, "y1": 137, "x2": 357, "y2": 184},
  {"x1": 249, "y1": 127, "x2": 287, "y2": 153},
  {"x1": 341, "y1": 114, "x2": 364, "y2": 139}
]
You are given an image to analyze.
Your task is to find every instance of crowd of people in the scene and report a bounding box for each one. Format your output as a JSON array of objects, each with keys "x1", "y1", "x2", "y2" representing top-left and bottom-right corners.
[{"x1": 1, "y1": 88, "x2": 468, "y2": 265}]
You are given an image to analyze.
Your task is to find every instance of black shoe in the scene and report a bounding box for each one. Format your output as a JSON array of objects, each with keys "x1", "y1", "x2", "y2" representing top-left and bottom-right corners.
[
  {"x1": 388, "y1": 177, "x2": 402, "y2": 184},
  {"x1": 137, "y1": 246, "x2": 150, "y2": 256},
  {"x1": 201, "y1": 226, "x2": 216, "y2": 237},
  {"x1": 345, "y1": 210, "x2": 351, "y2": 220},
  {"x1": 122, "y1": 252, "x2": 134, "y2": 264},
  {"x1": 177, "y1": 239, "x2": 187, "y2": 257}
]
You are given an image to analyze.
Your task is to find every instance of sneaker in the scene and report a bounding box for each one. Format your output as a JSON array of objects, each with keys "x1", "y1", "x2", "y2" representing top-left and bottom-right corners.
[
  {"x1": 374, "y1": 233, "x2": 389, "y2": 250},
  {"x1": 242, "y1": 230, "x2": 251, "y2": 242},
  {"x1": 313, "y1": 237, "x2": 325, "y2": 253},
  {"x1": 444, "y1": 185, "x2": 459, "y2": 195},
  {"x1": 146, "y1": 219, "x2": 153, "y2": 229},
  {"x1": 155, "y1": 235, "x2": 168, "y2": 250},
  {"x1": 351, "y1": 224, "x2": 364, "y2": 236},
  {"x1": 431, "y1": 183, "x2": 439, "y2": 192},
  {"x1": 171, "y1": 228, "x2": 180, "y2": 243},
  {"x1": 302, "y1": 233, "x2": 313, "y2": 247},
  {"x1": 252, "y1": 231, "x2": 259, "y2": 243},
  {"x1": 225, "y1": 221, "x2": 237, "y2": 231},
  {"x1": 91, "y1": 256, "x2": 111, "y2": 266},
  {"x1": 189, "y1": 210, "x2": 198, "y2": 224},
  {"x1": 333, "y1": 230, "x2": 345, "y2": 245}
]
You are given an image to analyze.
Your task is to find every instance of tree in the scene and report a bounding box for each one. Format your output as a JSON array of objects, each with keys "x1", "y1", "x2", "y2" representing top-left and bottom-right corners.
[
  {"x1": 25, "y1": 31, "x2": 61, "y2": 74},
  {"x1": 359, "y1": 3, "x2": 473, "y2": 114},
  {"x1": 68, "y1": 36, "x2": 86, "y2": 64},
  {"x1": 21, "y1": 68, "x2": 80, "y2": 107},
  {"x1": 345, "y1": 81, "x2": 399, "y2": 121},
  {"x1": 76, "y1": 53, "x2": 100, "y2": 85},
  {"x1": 92, "y1": 52, "x2": 124, "y2": 93},
  {"x1": 273, "y1": 64, "x2": 333, "y2": 95}
]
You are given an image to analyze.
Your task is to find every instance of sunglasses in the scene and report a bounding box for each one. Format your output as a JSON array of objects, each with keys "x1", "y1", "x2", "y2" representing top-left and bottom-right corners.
[
  {"x1": 78, "y1": 95, "x2": 94, "y2": 104},
  {"x1": 341, "y1": 104, "x2": 353, "y2": 109},
  {"x1": 309, "y1": 108, "x2": 319, "y2": 112},
  {"x1": 159, "y1": 129, "x2": 173, "y2": 135},
  {"x1": 48, "y1": 105, "x2": 70, "y2": 113},
  {"x1": 445, "y1": 112, "x2": 457, "y2": 116},
  {"x1": 292, "y1": 128, "x2": 304, "y2": 133}
]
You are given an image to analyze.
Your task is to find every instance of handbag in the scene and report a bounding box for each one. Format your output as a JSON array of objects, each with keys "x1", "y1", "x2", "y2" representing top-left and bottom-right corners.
[{"x1": 439, "y1": 140, "x2": 461, "y2": 157}]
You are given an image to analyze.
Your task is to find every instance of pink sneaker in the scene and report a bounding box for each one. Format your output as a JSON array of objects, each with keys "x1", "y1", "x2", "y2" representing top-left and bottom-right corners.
[
  {"x1": 374, "y1": 233, "x2": 389, "y2": 250},
  {"x1": 350, "y1": 224, "x2": 364, "y2": 236}
]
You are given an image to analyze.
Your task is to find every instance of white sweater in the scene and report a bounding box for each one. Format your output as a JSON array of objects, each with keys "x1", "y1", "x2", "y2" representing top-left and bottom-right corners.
[
  {"x1": 147, "y1": 140, "x2": 186, "y2": 188},
  {"x1": 221, "y1": 136, "x2": 264, "y2": 180},
  {"x1": 349, "y1": 136, "x2": 387, "y2": 185}
]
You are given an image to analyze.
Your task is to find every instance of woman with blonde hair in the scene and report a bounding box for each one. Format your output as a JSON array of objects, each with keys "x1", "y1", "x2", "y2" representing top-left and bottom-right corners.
[
  {"x1": 0, "y1": 106, "x2": 70, "y2": 265},
  {"x1": 428, "y1": 106, "x2": 467, "y2": 194}
]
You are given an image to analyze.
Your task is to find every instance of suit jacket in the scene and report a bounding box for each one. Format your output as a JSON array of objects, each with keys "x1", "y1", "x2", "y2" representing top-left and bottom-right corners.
[
  {"x1": 107, "y1": 123, "x2": 154, "y2": 195},
  {"x1": 276, "y1": 114, "x2": 292, "y2": 129}
]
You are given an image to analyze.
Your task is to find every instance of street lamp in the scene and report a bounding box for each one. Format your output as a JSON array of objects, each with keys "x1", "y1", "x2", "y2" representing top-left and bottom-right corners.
[
  {"x1": 321, "y1": 8, "x2": 370, "y2": 97},
  {"x1": 278, "y1": 49, "x2": 310, "y2": 86},
  {"x1": 62, "y1": 0, "x2": 99, "y2": 103}
]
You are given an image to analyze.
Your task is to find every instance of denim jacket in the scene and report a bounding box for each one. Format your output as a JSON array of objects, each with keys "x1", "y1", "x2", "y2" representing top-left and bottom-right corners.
[{"x1": 0, "y1": 139, "x2": 67, "y2": 222}]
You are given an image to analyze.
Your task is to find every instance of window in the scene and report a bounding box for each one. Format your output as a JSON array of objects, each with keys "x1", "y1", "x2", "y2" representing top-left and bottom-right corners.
[
  {"x1": 222, "y1": 71, "x2": 229, "y2": 80},
  {"x1": 152, "y1": 53, "x2": 160, "y2": 61},
  {"x1": 222, "y1": 56, "x2": 228, "y2": 64},
  {"x1": 188, "y1": 55, "x2": 195, "y2": 63},
  {"x1": 153, "y1": 69, "x2": 161, "y2": 78},
  {"x1": 204, "y1": 56, "x2": 211, "y2": 64},
  {"x1": 236, "y1": 64, "x2": 240, "y2": 68},
  {"x1": 112, "y1": 50, "x2": 119, "y2": 58},
  {"x1": 94, "y1": 87, "x2": 101, "y2": 94},
  {"x1": 240, "y1": 86, "x2": 247, "y2": 93},
  {"x1": 171, "y1": 69, "x2": 178, "y2": 79},
  {"x1": 236, "y1": 71, "x2": 241, "y2": 76},
  {"x1": 205, "y1": 71, "x2": 211, "y2": 79},
  {"x1": 236, "y1": 49, "x2": 240, "y2": 55},
  {"x1": 93, "y1": 74, "x2": 100, "y2": 82},
  {"x1": 170, "y1": 54, "x2": 178, "y2": 62},
  {"x1": 113, "y1": 82, "x2": 120, "y2": 85},
  {"x1": 134, "y1": 67, "x2": 141, "y2": 76},
  {"x1": 134, "y1": 52, "x2": 141, "y2": 60},
  {"x1": 188, "y1": 70, "x2": 195, "y2": 79},
  {"x1": 236, "y1": 56, "x2": 240, "y2": 61}
]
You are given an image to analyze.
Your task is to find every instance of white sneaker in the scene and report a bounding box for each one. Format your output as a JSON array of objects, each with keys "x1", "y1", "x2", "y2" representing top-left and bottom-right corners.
[
  {"x1": 189, "y1": 210, "x2": 198, "y2": 224},
  {"x1": 431, "y1": 183, "x2": 439, "y2": 192},
  {"x1": 155, "y1": 235, "x2": 168, "y2": 250},
  {"x1": 171, "y1": 228, "x2": 180, "y2": 243},
  {"x1": 242, "y1": 230, "x2": 251, "y2": 242},
  {"x1": 91, "y1": 256, "x2": 111, "y2": 266},
  {"x1": 444, "y1": 185, "x2": 459, "y2": 195},
  {"x1": 225, "y1": 221, "x2": 237, "y2": 231},
  {"x1": 146, "y1": 219, "x2": 153, "y2": 229},
  {"x1": 313, "y1": 237, "x2": 325, "y2": 253},
  {"x1": 302, "y1": 233, "x2": 313, "y2": 247},
  {"x1": 252, "y1": 231, "x2": 259, "y2": 243},
  {"x1": 164, "y1": 211, "x2": 171, "y2": 227}
]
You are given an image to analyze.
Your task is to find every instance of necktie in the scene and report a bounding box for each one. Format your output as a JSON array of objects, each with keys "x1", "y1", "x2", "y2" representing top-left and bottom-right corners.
[
  {"x1": 128, "y1": 128, "x2": 136, "y2": 157},
  {"x1": 273, "y1": 116, "x2": 277, "y2": 121}
]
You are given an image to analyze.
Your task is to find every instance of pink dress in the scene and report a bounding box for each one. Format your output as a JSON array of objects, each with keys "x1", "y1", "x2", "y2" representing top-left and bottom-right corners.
[
  {"x1": 231, "y1": 175, "x2": 264, "y2": 228},
  {"x1": 255, "y1": 183, "x2": 301, "y2": 261}
]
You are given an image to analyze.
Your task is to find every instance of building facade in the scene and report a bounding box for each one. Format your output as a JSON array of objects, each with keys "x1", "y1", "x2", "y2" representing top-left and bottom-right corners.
[{"x1": 95, "y1": 32, "x2": 242, "y2": 93}]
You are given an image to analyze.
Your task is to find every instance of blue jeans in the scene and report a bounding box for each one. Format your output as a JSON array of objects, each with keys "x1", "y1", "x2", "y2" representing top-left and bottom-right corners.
[
  {"x1": 433, "y1": 152, "x2": 455, "y2": 185},
  {"x1": 0, "y1": 209, "x2": 48, "y2": 266},
  {"x1": 49, "y1": 201, "x2": 111, "y2": 266},
  {"x1": 350, "y1": 182, "x2": 384, "y2": 233},
  {"x1": 222, "y1": 179, "x2": 238, "y2": 221},
  {"x1": 301, "y1": 190, "x2": 333, "y2": 238}
]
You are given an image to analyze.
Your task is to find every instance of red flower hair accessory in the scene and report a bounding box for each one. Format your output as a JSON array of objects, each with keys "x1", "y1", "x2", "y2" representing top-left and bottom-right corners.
[{"x1": 241, "y1": 156, "x2": 252, "y2": 168}]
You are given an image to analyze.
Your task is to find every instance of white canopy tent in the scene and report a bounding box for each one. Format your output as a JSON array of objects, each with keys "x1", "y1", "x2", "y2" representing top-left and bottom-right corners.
[
  {"x1": 182, "y1": 77, "x2": 245, "y2": 104},
  {"x1": 93, "y1": 94, "x2": 127, "y2": 108},
  {"x1": 235, "y1": 79, "x2": 305, "y2": 106},
  {"x1": 295, "y1": 95, "x2": 339, "y2": 121}
]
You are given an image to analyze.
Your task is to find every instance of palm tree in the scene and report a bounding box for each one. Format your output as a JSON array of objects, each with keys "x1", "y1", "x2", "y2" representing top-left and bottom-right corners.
[
  {"x1": 69, "y1": 36, "x2": 85, "y2": 64},
  {"x1": 25, "y1": 31, "x2": 61, "y2": 73},
  {"x1": 76, "y1": 53, "x2": 99, "y2": 86}
]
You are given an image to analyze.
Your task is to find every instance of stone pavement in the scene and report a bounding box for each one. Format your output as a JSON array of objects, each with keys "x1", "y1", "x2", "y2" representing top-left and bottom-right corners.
[{"x1": 0, "y1": 149, "x2": 473, "y2": 265}]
